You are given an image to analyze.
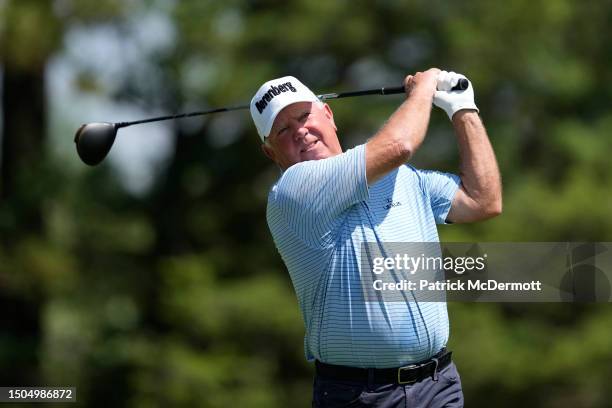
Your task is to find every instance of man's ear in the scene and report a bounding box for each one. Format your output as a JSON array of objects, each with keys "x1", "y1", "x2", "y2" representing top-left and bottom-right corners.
[
  {"x1": 261, "y1": 142, "x2": 276, "y2": 162},
  {"x1": 323, "y1": 103, "x2": 337, "y2": 131}
]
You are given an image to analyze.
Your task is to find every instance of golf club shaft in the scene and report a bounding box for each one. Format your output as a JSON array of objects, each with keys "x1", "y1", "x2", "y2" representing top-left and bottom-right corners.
[
  {"x1": 317, "y1": 86, "x2": 405, "y2": 101},
  {"x1": 115, "y1": 104, "x2": 250, "y2": 129},
  {"x1": 115, "y1": 79, "x2": 468, "y2": 128}
]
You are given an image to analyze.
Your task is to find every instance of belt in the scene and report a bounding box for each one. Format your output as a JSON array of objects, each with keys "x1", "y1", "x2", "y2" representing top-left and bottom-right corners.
[{"x1": 315, "y1": 348, "x2": 452, "y2": 385}]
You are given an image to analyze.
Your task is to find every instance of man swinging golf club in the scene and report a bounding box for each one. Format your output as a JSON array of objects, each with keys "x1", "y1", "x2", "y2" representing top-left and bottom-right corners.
[{"x1": 250, "y1": 68, "x2": 502, "y2": 407}]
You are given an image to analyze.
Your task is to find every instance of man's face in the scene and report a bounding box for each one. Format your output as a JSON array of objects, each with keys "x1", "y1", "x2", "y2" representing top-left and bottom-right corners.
[{"x1": 262, "y1": 101, "x2": 342, "y2": 170}]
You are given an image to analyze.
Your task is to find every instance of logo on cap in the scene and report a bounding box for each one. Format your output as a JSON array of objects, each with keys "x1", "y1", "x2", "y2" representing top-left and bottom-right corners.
[{"x1": 255, "y1": 82, "x2": 297, "y2": 114}]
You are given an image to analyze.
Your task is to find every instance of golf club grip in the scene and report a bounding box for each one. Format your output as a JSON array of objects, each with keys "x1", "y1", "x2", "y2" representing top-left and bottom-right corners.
[
  {"x1": 383, "y1": 78, "x2": 470, "y2": 95},
  {"x1": 318, "y1": 79, "x2": 469, "y2": 101}
]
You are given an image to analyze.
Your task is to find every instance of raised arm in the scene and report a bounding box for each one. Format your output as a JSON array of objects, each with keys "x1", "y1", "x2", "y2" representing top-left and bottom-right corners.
[
  {"x1": 365, "y1": 68, "x2": 440, "y2": 185},
  {"x1": 428, "y1": 72, "x2": 501, "y2": 223},
  {"x1": 446, "y1": 112, "x2": 502, "y2": 222}
]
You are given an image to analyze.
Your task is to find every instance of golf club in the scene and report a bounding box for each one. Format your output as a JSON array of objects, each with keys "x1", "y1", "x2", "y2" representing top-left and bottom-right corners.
[{"x1": 74, "y1": 79, "x2": 469, "y2": 166}]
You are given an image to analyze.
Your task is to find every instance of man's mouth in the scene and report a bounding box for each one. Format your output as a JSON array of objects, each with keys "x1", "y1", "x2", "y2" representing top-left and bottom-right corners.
[
  {"x1": 300, "y1": 140, "x2": 319, "y2": 153},
  {"x1": 301, "y1": 140, "x2": 318, "y2": 153}
]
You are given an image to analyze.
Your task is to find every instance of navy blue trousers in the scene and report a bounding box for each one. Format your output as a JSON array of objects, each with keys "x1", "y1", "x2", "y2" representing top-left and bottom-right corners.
[{"x1": 312, "y1": 362, "x2": 464, "y2": 408}]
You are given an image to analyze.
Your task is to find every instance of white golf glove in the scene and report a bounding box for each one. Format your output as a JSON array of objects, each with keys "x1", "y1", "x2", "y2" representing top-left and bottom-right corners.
[{"x1": 434, "y1": 71, "x2": 479, "y2": 120}]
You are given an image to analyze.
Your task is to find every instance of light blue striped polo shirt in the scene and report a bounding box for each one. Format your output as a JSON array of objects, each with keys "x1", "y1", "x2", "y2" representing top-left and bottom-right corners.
[{"x1": 266, "y1": 143, "x2": 461, "y2": 368}]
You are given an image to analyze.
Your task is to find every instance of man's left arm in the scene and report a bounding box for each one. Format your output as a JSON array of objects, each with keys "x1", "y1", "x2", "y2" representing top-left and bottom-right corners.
[{"x1": 447, "y1": 111, "x2": 502, "y2": 223}]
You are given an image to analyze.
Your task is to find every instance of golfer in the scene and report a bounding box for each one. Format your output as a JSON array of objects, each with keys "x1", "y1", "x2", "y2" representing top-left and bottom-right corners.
[{"x1": 250, "y1": 68, "x2": 501, "y2": 407}]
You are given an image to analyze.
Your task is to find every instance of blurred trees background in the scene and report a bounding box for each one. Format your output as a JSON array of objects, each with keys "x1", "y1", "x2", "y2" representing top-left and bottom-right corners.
[{"x1": 1, "y1": 0, "x2": 611, "y2": 406}]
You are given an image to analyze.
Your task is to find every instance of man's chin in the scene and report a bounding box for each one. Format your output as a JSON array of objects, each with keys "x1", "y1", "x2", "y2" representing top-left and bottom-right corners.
[{"x1": 301, "y1": 149, "x2": 331, "y2": 161}]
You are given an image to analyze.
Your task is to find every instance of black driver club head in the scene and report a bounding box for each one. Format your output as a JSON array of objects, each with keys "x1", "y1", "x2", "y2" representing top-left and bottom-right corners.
[{"x1": 74, "y1": 122, "x2": 118, "y2": 166}]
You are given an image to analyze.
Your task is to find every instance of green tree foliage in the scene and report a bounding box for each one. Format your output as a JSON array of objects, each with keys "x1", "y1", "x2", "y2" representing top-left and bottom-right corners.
[{"x1": 1, "y1": 0, "x2": 611, "y2": 406}]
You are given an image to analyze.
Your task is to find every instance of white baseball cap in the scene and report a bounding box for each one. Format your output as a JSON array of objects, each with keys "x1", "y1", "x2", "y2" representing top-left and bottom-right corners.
[{"x1": 250, "y1": 76, "x2": 319, "y2": 142}]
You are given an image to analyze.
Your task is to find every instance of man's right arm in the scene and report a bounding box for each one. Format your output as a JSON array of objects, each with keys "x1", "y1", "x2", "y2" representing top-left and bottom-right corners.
[{"x1": 365, "y1": 68, "x2": 439, "y2": 185}]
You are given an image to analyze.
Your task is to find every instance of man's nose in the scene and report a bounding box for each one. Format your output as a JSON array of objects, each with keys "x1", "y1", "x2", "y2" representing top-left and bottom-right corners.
[{"x1": 294, "y1": 126, "x2": 308, "y2": 141}]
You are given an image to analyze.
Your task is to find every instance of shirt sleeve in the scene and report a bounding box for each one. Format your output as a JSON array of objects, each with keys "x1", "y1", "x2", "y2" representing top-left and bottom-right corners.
[
  {"x1": 270, "y1": 144, "x2": 369, "y2": 247},
  {"x1": 416, "y1": 168, "x2": 461, "y2": 224}
]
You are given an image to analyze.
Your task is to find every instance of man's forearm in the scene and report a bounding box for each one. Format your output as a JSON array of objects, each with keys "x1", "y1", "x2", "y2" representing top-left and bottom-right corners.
[
  {"x1": 364, "y1": 68, "x2": 441, "y2": 185},
  {"x1": 365, "y1": 86, "x2": 435, "y2": 185},
  {"x1": 378, "y1": 87, "x2": 433, "y2": 157},
  {"x1": 453, "y1": 111, "x2": 502, "y2": 214}
]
